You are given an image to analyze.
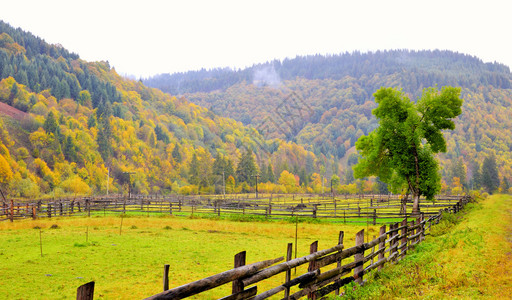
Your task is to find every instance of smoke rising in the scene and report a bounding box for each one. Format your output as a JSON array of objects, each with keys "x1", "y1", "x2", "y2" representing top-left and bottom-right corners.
[{"x1": 252, "y1": 64, "x2": 281, "y2": 88}]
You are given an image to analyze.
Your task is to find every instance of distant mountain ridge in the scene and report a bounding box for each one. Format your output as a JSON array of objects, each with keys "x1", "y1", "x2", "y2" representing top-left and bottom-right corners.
[{"x1": 145, "y1": 50, "x2": 511, "y2": 95}]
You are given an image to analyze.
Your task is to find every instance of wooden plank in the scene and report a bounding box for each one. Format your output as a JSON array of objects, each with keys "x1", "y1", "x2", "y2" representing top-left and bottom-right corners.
[
  {"x1": 253, "y1": 270, "x2": 319, "y2": 300},
  {"x1": 308, "y1": 241, "x2": 318, "y2": 299},
  {"x1": 378, "y1": 225, "x2": 386, "y2": 271},
  {"x1": 144, "y1": 256, "x2": 282, "y2": 300},
  {"x1": 284, "y1": 243, "x2": 292, "y2": 299},
  {"x1": 219, "y1": 286, "x2": 257, "y2": 300},
  {"x1": 241, "y1": 244, "x2": 343, "y2": 287},
  {"x1": 76, "y1": 281, "x2": 95, "y2": 300},
  {"x1": 315, "y1": 235, "x2": 385, "y2": 268},
  {"x1": 400, "y1": 219, "x2": 408, "y2": 258},
  {"x1": 354, "y1": 229, "x2": 364, "y2": 284},
  {"x1": 163, "y1": 264, "x2": 170, "y2": 291},
  {"x1": 335, "y1": 231, "x2": 344, "y2": 296},
  {"x1": 232, "y1": 251, "x2": 246, "y2": 294}
]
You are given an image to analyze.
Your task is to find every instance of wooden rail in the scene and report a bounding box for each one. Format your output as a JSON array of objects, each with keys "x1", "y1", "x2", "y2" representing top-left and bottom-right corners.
[
  {"x1": 136, "y1": 195, "x2": 472, "y2": 300},
  {"x1": 1, "y1": 194, "x2": 468, "y2": 224}
]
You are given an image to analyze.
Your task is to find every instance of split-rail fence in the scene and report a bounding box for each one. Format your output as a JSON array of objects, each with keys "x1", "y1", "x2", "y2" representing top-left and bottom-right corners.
[
  {"x1": 2, "y1": 193, "x2": 466, "y2": 224},
  {"x1": 130, "y1": 195, "x2": 472, "y2": 299},
  {"x1": 71, "y1": 196, "x2": 472, "y2": 299}
]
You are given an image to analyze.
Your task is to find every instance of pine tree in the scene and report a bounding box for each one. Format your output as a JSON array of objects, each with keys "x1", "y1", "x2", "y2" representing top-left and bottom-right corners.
[
  {"x1": 189, "y1": 153, "x2": 200, "y2": 185},
  {"x1": 7, "y1": 82, "x2": 17, "y2": 105},
  {"x1": 43, "y1": 111, "x2": 58, "y2": 134},
  {"x1": 260, "y1": 163, "x2": 268, "y2": 183},
  {"x1": 96, "y1": 101, "x2": 113, "y2": 162},
  {"x1": 236, "y1": 149, "x2": 258, "y2": 185},
  {"x1": 267, "y1": 163, "x2": 276, "y2": 183},
  {"x1": 172, "y1": 144, "x2": 182, "y2": 163},
  {"x1": 481, "y1": 153, "x2": 499, "y2": 194}
]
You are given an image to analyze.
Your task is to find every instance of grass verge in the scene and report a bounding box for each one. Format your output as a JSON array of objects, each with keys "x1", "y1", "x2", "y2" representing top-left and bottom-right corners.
[{"x1": 333, "y1": 194, "x2": 512, "y2": 299}]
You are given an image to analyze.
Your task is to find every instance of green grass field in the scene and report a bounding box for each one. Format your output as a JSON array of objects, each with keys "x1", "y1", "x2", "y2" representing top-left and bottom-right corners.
[
  {"x1": 0, "y1": 214, "x2": 378, "y2": 299},
  {"x1": 337, "y1": 194, "x2": 512, "y2": 299}
]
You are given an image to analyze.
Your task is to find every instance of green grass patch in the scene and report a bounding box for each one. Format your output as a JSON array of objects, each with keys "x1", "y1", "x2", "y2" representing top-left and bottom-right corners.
[
  {"x1": 334, "y1": 195, "x2": 512, "y2": 299},
  {"x1": 0, "y1": 214, "x2": 377, "y2": 299}
]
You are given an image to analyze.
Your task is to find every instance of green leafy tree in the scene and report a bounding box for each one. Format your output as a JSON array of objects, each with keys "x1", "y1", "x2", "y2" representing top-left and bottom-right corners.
[
  {"x1": 481, "y1": 153, "x2": 499, "y2": 194},
  {"x1": 354, "y1": 86, "x2": 463, "y2": 215}
]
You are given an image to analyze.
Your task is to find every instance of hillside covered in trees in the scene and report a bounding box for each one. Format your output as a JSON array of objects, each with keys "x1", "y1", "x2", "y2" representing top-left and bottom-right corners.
[
  {"x1": 146, "y1": 50, "x2": 512, "y2": 194},
  {"x1": 0, "y1": 21, "x2": 328, "y2": 198}
]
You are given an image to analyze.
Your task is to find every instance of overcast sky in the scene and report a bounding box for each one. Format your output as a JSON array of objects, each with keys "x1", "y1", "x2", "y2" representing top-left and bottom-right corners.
[{"x1": 1, "y1": 0, "x2": 511, "y2": 78}]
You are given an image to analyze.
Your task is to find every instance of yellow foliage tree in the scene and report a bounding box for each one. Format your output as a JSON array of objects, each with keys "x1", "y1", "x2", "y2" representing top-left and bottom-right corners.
[
  {"x1": 60, "y1": 176, "x2": 91, "y2": 195},
  {"x1": 278, "y1": 170, "x2": 299, "y2": 193},
  {"x1": 0, "y1": 154, "x2": 13, "y2": 185}
]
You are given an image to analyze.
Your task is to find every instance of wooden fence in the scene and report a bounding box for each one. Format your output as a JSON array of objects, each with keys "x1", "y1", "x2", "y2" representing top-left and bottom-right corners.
[
  {"x1": 129, "y1": 195, "x2": 471, "y2": 300},
  {"x1": 2, "y1": 193, "x2": 466, "y2": 224}
]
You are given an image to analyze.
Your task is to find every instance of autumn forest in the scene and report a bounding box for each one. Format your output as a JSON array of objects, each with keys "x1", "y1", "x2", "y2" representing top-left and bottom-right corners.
[{"x1": 0, "y1": 20, "x2": 510, "y2": 200}]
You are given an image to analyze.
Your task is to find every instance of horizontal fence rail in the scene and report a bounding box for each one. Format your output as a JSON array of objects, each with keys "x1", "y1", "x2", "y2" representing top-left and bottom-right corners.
[
  {"x1": 137, "y1": 195, "x2": 472, "y2": 300},
  {"x1": 2, "y1": 194, "x2": 468, "y2": 224}
]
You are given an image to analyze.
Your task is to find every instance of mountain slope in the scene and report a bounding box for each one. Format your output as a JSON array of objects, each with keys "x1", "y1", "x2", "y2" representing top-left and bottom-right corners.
[
  {"x1": 0, "y1": 20, "x2": 318, "y2": 198},
  {"x1": 146, "y1": 51, "x2": 512, "y2": 191}
]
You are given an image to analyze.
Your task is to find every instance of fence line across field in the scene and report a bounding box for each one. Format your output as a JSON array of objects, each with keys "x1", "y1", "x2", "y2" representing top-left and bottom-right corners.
[
  {"x1": 2, "y1": 193, "x2": 467, "y2": 223},
  {"x1": 128, "y1": 195, "x2": 471, "y2": 300}
]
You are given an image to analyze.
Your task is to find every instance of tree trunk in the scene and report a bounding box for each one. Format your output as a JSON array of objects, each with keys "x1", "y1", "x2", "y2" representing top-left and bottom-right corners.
[{"x1": 412, "y1": 193, "x2": 420, "y2": 216}]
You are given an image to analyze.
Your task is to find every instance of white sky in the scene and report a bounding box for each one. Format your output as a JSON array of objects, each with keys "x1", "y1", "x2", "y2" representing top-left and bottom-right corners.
[{"x1": 1, "y1": 0, "x2": 511, "y2": 78}]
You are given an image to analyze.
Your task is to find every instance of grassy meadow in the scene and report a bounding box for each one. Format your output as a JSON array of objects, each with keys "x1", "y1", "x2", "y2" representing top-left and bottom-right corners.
[{"x1": 0, "y1": 214, "x2": 378, "y2": 299}]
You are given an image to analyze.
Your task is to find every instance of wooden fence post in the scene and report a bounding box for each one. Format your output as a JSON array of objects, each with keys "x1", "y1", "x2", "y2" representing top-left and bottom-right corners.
[
  {"x1": 308, "y1": 241, "x2": 319, "y2": 300},
  {"x1": 10, "y1": 200, "x2": 14, "y2": 222},
  {"x1": 163, "y1": 264, "x2": 170, "y2": 291},
  {"x1": 378, "y1": 225, "x2": 386, "y2": 271},
  {"x1": 335, "y1": 231, "x2": 344, "y2": 296},
  {"x1": 373, "y1": 209, "x2": 377, "y2": 225},
  {"x1": 285, "y1": 243, "x2": 293, "y2": 299},
  {"x1": 420, "y1": 214, "x2": 425, "y2": 242},
  {"x1": 416, "y1": 217, "x2": 421, "y2": 244},
  {"x1": 390, "y1": 223, "x2": 398, "y2": 262},
  {"x1": 355, "y1": 229, "x2": 364, "y2": 284},
  {"x1": 232, "y1": 251, "x2": 246, "y2": 294},
  {"x1": 76, "y1": 281, "x2": 95, "y2": 300},
  {"x1": 400, "y1": 219, "x2": 408, "y2": 259},
  {"x1": 47, "y1": 203, "x2": 52, "y2": 218}
]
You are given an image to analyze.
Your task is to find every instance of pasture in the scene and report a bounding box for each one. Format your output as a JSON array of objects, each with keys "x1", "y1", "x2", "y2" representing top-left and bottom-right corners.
[{"x1": 0, "y1": 214, "x2": 377, "y2": 299}]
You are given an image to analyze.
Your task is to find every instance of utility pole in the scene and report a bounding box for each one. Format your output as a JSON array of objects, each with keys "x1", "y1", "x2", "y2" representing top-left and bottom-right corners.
[
  {"x1": 223, "y1": 170, "x2": 226, "y2": 199},
  {"x1": 107, "y1": 168, "x2": 109, "y2": 196},
  {"x1": 330, "y1": 178, "x2": 333, "y2": 198},
  {"x1": 123, "y1": 172, "x2": 135, "y2": 199},
  {"x1": 322, "y1": 175, "x2": 324, "y2": 195},
  {"x1": 252, "y1": 174, "x2": 260, "y2": 199}
]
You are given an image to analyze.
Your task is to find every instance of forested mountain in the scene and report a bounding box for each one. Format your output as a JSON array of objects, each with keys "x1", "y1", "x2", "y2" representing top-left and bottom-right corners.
[
  {"x1": 146, "y1": 51, "x2": 512, "y2": 193},
  {"x1": 145, "y1": 50, "x2": 511, "y2": 95},
  {"x1": 0, "y1": 20, "x2": 323, "y2": 198}
]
